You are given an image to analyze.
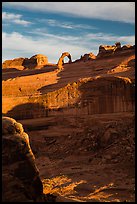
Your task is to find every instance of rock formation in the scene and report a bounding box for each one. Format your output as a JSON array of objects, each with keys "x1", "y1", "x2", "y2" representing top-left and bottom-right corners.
[
  {"x1": 97, "y1": 44, "x2": 116, "y2": 58},
  {"x1": 122, "y1": 44, "x2": 133, "y2": 50},
  {"x1": 2, "y1": 117, "x2": 45, "y2": 202},
  {"x1": 57, "y1": 52, "x2": 72, "y2": 69},
  {"x1": 2, "y1": 58, "x2": 26, "y2": 70},
  {"x1": 2, "y1": 41, "x2": 135, "y2": 202},
  {"x1": 115, "y1": 42, "x2": 121, "y2": 49},
  {"x1": 96, "y1": 42, "x2": 134, "y2": 58},
  {"x1": 2, "y1": 54, "x2": 48, "y2": 70},
  {"x1": 31, "y1": 54, "x2": 48, "y2": 66},
  {"x1": 23, "y1": 54, "x2": 48, "y2": 69},
  {"x1": 75, "y1": 53, "x2": 96, "y2": 62}
]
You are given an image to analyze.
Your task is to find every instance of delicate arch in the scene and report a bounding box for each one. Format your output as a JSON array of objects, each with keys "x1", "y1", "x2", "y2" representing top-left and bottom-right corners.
[{"x1": 57, "y1": 52, "x2": 72, "y2": 69}]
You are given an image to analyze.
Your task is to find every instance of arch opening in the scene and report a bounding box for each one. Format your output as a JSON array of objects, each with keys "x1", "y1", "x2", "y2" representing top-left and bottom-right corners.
[{"x1": 57, "y1": 52, "x2": 72, "y2": 69}]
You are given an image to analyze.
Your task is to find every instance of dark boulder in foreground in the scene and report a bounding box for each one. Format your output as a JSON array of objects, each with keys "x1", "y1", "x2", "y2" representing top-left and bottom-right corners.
[{"x1": 2, "y1": 116, "x2": 56, "y2": 202}]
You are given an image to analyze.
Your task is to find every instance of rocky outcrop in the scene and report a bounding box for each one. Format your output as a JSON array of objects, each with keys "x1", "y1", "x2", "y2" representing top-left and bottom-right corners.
[
  {"x1": 2, "y1": 58, "x2": 26, "y2": 70},
  {"x1": 31, "y1": 54, "x2": 48, "y2": 66},
  {"x1": 23, "y1": 54, "x2": 48, "y2": 69},
  {"x1": 57, "y1": 52, "x2": 72, "y2": 69},
  {"x1": 80, "y1": 53, "x2": 96, "y2": 62},
  {"x1": 2, "y1": 54, "x2": 48, "y2": 70},
  {"x1": 115, "y1": 42, "x2": 121, "y2": 49},
  {"x1": 97, "y1": 44, "x2": 116, "y2": 58},
  {"x1": 5, "y1": 76, "x2": 135, "y2": 120},
  {"x1": 2, "y1": 117, "x2": 45, "y2": 202},
  {"x1": 74, "y1": 53, "x2": 96, "y2": 63},
  {"x1": 97, "y1": 42, "x2": 134, "y2": 58},
  {"x1": 122, "y1": 44, "x2": 133, "y2": 50}
]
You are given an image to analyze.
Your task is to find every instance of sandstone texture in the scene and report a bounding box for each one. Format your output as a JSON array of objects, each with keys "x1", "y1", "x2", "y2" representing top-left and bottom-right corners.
[
  {"x1": 2, "y1": 54, "x2": 48, "y2": 70},
  {"x1": 97, "y1": 42, "x2": 134, "y2": 58},
  {"x1": 57, "y1": 52, "x2": 72, "y2": 69},
  {"x1": 82, "y1": 52, "x2": 96, "y2": 61},
  {"x1": 2, "y1": 58, "x2": 26, "y2": 70},
  {"x1": 2, "y1": 117, "x2": 45, "y2": 202},
  {"x1": 75, "y1": 53, "x2": 96, "y2": 62},
  {"x1": 24, "y1": 54, "x2": 48, "y2": 69},
  {"x1": 2, "y1": 42, "x2": 135, "y2": 202}
]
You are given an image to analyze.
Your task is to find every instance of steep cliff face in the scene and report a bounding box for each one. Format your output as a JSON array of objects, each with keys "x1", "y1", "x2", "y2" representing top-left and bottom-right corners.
[
  {"x1": 78, "y1": 77, "x2": 135, "y2": 115},
  {"x1": 5, "y1": 82, "x2": 81, "y2": 119},
  {"x1": 5, "y1": 76, "x2": 135, "y2": 120}
]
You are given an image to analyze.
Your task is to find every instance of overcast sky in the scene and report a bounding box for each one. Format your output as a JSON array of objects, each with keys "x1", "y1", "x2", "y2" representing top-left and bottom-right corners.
[{"x1": 2, "y1": 2, "x2": 135, "y2": 63}]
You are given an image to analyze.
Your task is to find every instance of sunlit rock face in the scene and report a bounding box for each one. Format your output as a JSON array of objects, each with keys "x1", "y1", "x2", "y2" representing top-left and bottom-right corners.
[
  {"x1": 79, "y1": 77, "x2": 135, "y2": 115},
  {"x1": 97, "y1": 45, "x2": 116, "y2": 58},
  {"x1": 2, "y1": 117, "x2": 45, "y2": 202},
  {"x1": 82, "y1": 53, "x2": 96, "y2": 61},
  {"x1": 30, "y1": 54, "x2": 48, "y2": 66},
  {"x1": 5, "y1": 77, "x2": 134, "y2": 120},
  {"x1": 2, "y1": 54, "x2": 48, "y2": 70},
  {"x1": 57, "y1": 52, "x2": 72, "y2": 69},
  {"x1": 25, "y1": 54, "x2": 48, "y2": 69},
  {"x1": 96, "y1": 42, "x2": 134, "y2": 58},
  {"x1": 75, "y1": 53, "x2": 96, "y2": 62},
  {"x1": 2, "y1": 58, "x2": 26, "y2": 70}
]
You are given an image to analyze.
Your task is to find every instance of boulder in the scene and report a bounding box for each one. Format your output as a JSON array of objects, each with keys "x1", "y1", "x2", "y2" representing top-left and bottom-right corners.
[
  {"x1": 2, "y1": 117, "x2": 45, "y2": 202},
  {"x1": 100, "y1": 128, "x2": 119, "y2": 147}
]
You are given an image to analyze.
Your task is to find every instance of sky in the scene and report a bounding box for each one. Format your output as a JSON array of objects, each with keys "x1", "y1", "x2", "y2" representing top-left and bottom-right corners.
[{"x1": 2, "y1": 2, "x2": 135, "y2": 64}]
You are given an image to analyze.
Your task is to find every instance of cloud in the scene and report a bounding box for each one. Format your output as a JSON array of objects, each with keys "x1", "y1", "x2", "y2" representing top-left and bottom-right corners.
[
  {"x1": 3, "y1": 2, "x2": 135, "y2": 24},
  {"x1": 2, "y1": 11, "x2": 31, "y2": 26},
  {"x1": 27, "y1": 28, "x2": 135, "y2": 47},
  {"x1": 43, "y1": 19, "x2": 97, "y2": 30},
  {"x1": 2, "y1": 30, "x2": 135, "y2": 64},
  {"x1": 86, "y1": 33, "x2": 135, "y2": 44},
  {"x1": 2, "y1": 32, "x2": 91, "y2": 63}
]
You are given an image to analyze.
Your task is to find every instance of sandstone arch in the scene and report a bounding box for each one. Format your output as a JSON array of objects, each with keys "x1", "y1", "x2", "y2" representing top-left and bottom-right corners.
[{"x1": 57, "y1": 52, "x2": 72, "y2": 69}]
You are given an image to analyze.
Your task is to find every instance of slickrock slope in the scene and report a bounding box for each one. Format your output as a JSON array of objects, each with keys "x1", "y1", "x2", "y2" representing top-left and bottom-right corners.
[
  {"x1": 2, "y1": 43, "x2": 135, "y2": 202},
  {"x1": 2, "y1": 43, "x2": 135, "y2": 118}
]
